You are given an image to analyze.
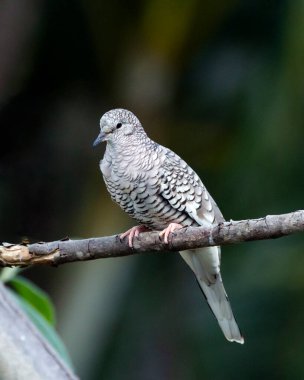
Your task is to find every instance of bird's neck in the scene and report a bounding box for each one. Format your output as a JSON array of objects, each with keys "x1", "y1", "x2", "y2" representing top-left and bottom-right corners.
[
  {"x1": 109, "y1": 133, "x2": 151, "y2": 155},
  {"x1": 105, "y1": 134, "x2": 157, "y2": 168}
]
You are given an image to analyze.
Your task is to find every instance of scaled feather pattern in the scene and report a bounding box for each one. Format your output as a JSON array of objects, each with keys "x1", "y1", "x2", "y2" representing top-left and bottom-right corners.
[{"x1": 94, "y1": 108, "x2": 244, "y2": 344}]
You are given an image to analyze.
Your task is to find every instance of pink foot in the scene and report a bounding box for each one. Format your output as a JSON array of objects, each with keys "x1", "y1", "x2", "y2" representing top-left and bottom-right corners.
[
  {"x1": 120, "y1": 225, "x2": 150, "y2": 248},
  {"x1": 159, "y1": 223, "x2": 183, "y2": 244}
]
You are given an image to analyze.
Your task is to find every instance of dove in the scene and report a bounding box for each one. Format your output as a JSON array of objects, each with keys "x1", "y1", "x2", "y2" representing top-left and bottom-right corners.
[{"x1": 93, "y1": 108, "x2": 244, "y2": 344}]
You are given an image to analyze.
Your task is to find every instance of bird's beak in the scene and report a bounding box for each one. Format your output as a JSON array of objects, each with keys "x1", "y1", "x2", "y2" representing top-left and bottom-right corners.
[{"x1": 93, "y1": 131, "x2": 106, "y2": 147}]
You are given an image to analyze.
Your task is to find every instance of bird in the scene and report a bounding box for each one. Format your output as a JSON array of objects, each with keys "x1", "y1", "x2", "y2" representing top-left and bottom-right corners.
[{"x1": 93, "y1": 108, "x2": 244, "y2": 344}]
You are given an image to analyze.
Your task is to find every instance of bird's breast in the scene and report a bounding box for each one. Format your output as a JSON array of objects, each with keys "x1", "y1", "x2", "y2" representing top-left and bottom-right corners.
[{"x1": 100, "y1": 148, "x2": 196, "y2": 230}]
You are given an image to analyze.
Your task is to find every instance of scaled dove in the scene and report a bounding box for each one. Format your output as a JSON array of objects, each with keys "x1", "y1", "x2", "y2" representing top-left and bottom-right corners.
[{"x1": 93, "y1": 108, "x2": 244, "y2": 344}]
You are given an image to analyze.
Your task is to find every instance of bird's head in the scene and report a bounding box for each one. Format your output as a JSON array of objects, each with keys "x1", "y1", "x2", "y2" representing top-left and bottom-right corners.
[{"x1": 93, "y1": 108, "x2": 142, "y2": 146}]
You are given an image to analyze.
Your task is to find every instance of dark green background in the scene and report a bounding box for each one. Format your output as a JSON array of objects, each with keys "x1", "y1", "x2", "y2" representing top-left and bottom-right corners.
[{"x1": 1, "y1": 1, "x2": 304, "y2": 379}]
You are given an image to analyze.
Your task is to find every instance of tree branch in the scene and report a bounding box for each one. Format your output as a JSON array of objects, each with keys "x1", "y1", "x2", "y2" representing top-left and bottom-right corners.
[{"x1": 1, "y1": 210, "x2": 303, "y2": 267}]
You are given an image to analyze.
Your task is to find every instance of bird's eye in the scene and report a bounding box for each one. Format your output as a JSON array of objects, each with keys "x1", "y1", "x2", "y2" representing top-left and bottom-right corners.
[{"x1": 116, "y1": 123, "x2": 122, "y2": 129}]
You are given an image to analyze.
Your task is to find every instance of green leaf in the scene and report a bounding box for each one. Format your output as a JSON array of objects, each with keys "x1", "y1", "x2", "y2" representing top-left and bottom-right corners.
[
  {"x1": 0, "y1": 267, "x2": 22, "y2": 283},
  {"x1": 9, "y1": 290, "x2": 74, "y2": 369},
  {"x1": 9, "y1": 275, "x2": 56, "y2": 326}
]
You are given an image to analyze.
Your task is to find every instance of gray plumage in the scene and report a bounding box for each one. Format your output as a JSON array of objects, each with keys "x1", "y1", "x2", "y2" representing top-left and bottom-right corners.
[{"x1": 94, "y1": 108, "x2": 244, "y2": 344}]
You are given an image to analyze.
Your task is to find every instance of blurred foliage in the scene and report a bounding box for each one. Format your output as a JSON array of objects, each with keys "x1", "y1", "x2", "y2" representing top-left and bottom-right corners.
[
  {"x1": 10, "y1": 291, "x2": 74, "y2": 369},
  {"x1": 0, "y1": 268, "x2": 73, "y2": 368},
  {"x1": 10, "y1": 275, "x2": 56, "y2": 325},
  {"x1": 0, "y1": 0, "x2": 304, "y2": 379}
]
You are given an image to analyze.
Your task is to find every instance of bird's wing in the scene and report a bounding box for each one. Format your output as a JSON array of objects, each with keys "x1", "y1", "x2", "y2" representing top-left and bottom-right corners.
[
  {"x1": 159, "y1": 149, "x2": 224, "y2": 227},
  {"x1": 159, "y1": 148, "x2": 243, "y2": 343},
  {"x1": 159, "y1": 149, "x2": 222, "y2": 283}
]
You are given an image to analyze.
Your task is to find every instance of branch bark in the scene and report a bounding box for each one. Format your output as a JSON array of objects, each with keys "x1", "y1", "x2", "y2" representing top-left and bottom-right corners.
[{"x1": 1, "y1": 210, "x2": 303, "y2": 267}]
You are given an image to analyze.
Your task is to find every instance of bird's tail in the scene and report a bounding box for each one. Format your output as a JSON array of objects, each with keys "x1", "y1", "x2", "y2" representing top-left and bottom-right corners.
[{"x1": 180, "y1": 247, "x2": 244, "y2": 344}]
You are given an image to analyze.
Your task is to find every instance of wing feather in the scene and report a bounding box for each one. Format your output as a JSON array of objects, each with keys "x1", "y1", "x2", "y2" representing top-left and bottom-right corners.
[{"x1": 159, "y1": 148, "x2": 224, "y2": 226}]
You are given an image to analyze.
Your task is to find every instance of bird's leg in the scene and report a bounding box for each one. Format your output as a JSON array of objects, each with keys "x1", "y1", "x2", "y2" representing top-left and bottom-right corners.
[
  {"x1": 159, "y1": 223, "x2": 183, "y2": 244},
  {"x1": 120, "y1": 225, "x2": 150, "y2": 248}
]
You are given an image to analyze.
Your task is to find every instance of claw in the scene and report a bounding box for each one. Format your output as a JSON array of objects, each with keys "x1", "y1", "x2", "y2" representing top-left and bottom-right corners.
[
  {"x1": 159, "y1": 223, "x2": 183, "y2": 244},
  {"x1": 120, "y1": 225, "x2": 150, "y2": 248}
]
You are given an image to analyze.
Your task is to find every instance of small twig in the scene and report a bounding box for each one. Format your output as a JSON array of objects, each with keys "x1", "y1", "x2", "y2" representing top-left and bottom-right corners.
[{"x1": 0, "y1": 210, "x2": 303, "y2": 267}]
